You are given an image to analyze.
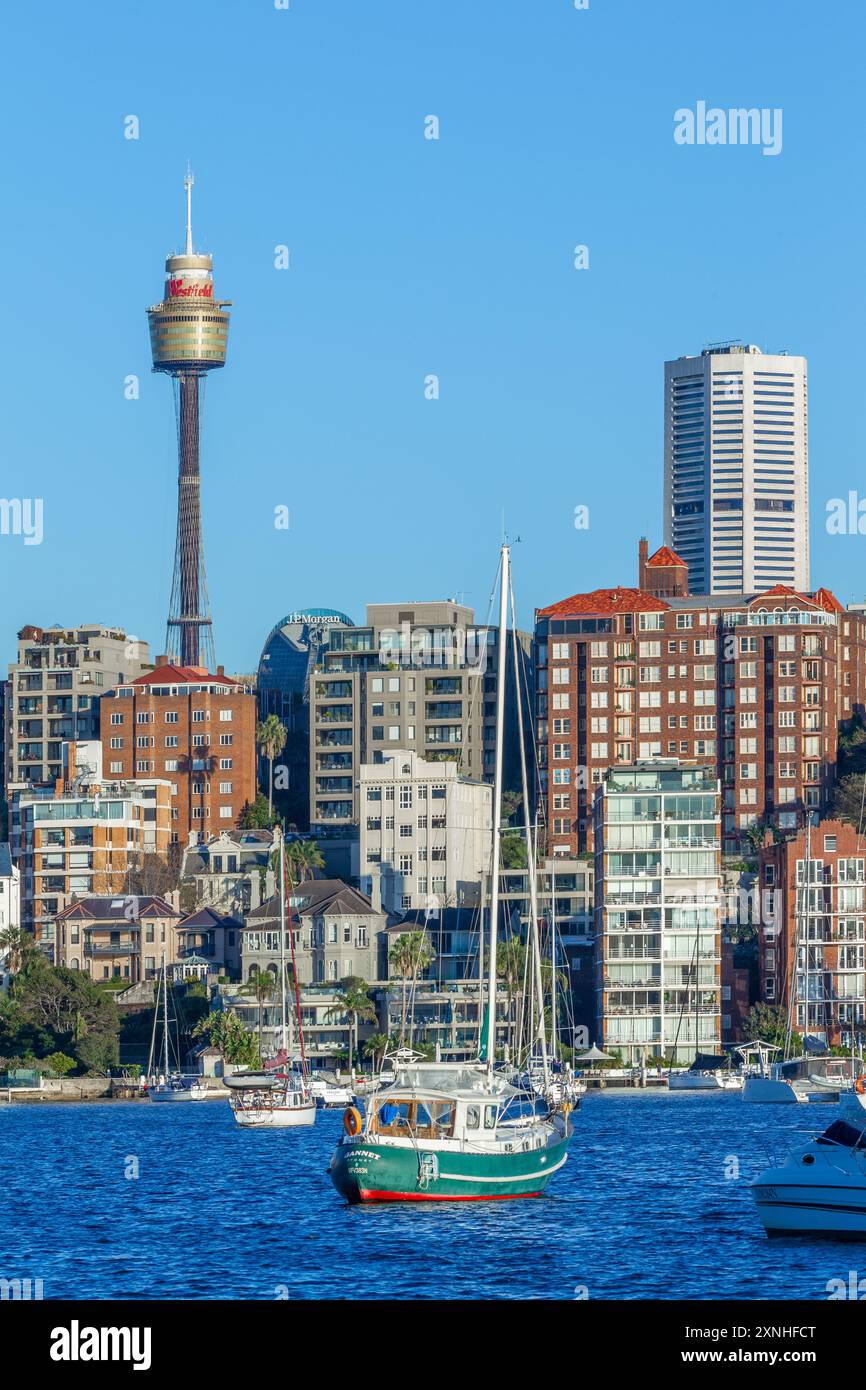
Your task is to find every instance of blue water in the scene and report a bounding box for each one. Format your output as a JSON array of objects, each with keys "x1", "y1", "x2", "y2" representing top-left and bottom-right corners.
[{"x1": 0, "y1": 1092, "x2": 860, "y2": 1299}]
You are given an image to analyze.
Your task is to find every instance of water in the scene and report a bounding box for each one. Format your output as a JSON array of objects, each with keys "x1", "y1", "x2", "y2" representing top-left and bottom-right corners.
[{"x1": 0, "y1": 1092, "x2": 859, "y2": 1299}]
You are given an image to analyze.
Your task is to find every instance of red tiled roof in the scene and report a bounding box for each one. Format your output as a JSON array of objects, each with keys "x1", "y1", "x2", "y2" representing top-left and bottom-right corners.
[
  {"x1": 750, "y1": 584, "x2": 820, "y2": 610},
  {"x1": 132, "y1": 664, "x2": 238, "y2": 686},
  {"x1": 814, "y1": 586, "x2": 845, "y2": 615},
  {"x1": 537, "y1": 587, "x2": 670, "y2": 619},
  {"x1": 646, "y1": 545, "x2": 686, "y2": 568}
]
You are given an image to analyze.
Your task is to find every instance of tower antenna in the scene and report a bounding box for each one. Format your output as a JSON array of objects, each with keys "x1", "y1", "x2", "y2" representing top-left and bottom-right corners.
[{"x1": 184, "y1": 166, "x2": 194, "y2": 255}]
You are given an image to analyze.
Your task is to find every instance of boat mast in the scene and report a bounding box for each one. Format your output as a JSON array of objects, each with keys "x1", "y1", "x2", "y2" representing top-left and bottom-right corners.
[
  {"x1": 162, "y1": 951, "x2": 170, "y2": 1078},
  {"x1": 550, "y1": 846, "x2": 558, "y2": 1063},
  {"x1": 485, "y1": 543, "x2": 510, "y2": 1079},
  {"x1": 509, "y1": 573, "x2": 549, "y2": 1090},
  {"x1": 278, "y1": 826, "x2": 288, "y2": 1056}
]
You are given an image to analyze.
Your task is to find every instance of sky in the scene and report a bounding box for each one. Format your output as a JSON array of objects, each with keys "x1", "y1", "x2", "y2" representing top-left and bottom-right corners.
[{"x1": 1, "y1": 0, "x2": 865, "y2": 674}]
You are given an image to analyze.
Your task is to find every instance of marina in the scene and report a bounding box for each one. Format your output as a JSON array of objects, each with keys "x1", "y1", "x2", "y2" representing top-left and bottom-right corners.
[{"x1": 3, "y1": 1090, "x2": 864, "y2": 1301}]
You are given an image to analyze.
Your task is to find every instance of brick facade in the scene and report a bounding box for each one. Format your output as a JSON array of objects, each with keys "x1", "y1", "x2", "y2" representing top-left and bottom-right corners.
[{"x1": 100, "y1": 665, "x2": 257, "y2": 847}]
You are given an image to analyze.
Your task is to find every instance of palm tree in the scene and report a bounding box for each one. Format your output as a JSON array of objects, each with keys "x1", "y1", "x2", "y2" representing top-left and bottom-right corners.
[
  {"x1": 239, "y1": 968, "x2": 277, "y2": 1051},
  {"x1": 497, "y1": 938, "x2": 527, "y2": 1055},
  {"x1": 0, "y1": 926, "x2": 37, "y2": 976},
  {"x1": 285, "y1": 839, "x2": 325, "y2": 884},
  {"x1": 325, "y1": 976, "x2": 377, "y2": 1073},
  {"x1": 256, "y1": 714, "x2": 288, "y2": 819},
  {"x1": 388, "y1": 931, "x2": 436, "y2": 1047},
  {"x1": 362, "y1": 1031, "x2": 391, "y2": 1069}
]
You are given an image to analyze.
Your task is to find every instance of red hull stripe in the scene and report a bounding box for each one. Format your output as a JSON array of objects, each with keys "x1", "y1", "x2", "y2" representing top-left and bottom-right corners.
[{"x1": 358, "y1": 1189, "x2": 543, "y2": 1202}]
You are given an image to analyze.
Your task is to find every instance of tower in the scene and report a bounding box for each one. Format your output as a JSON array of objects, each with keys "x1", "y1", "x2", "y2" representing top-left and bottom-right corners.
[
  {"x1": 664, "y1": 344, "x2": 809, "y2": 595},
  {"x1": 147, "y1": 172, "x2": 231, "y2": 668}
]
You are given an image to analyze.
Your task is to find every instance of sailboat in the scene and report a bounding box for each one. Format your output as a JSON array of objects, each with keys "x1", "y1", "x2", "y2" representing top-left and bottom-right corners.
[
  {"x1": 329, "y1": 543, "x2": 573, "y2": 1202},
  {"x1": 227, "y1": 828, "x2": 317, "y2": 1128},
  {"x1": 668, "y1": 926, "x2": 740, "y2": 1091},
  {"x1": 146, "y1": 954, "x2": 209, "y2": 1101}
]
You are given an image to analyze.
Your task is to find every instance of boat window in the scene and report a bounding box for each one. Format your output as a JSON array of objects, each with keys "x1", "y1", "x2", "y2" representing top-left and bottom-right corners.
[
  {"x1": 483, "y1": 1105, "x2": 497, "y2": 1130},
  {"x1": 374, "y1": 1099, "x2": 411, "y2": 1134},
  {"x1": 818, "y1": 1119, "x2": 866, "y2": 1149},
  {"x1": 466, "y1": 1105, "x2": 480, "y2": 1129},
  {"x1": 430, "y1": 1101, "x2": 455, "y2": 1136}
]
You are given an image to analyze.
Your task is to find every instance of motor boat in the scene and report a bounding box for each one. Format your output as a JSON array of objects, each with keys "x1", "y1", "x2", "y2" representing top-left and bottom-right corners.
[
  {"x1": 668, "y1": 1054, "x2": 743, "y2": 1091},
  {"x1": 751, "y1": 1113, "x2": 866, "y2": 1237},
  {"x1": 740, "y1": 1043, "x2": 854, "y2": 1104},
  {"x1": 309, "y1": 1075, "x2": 357, "y2": 1109}
]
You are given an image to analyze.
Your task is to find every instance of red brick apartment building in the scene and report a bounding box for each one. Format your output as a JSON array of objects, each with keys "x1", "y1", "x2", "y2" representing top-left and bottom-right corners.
[
  {"x1": 535, "y1": 540, "x2": 866, "y2": 857},
  {"x1": 758, "y1": 819, "x2": 866, "y2": 1046},
  {"x1": 100, "y1": 665, "x2": 257, "y2": 846}
]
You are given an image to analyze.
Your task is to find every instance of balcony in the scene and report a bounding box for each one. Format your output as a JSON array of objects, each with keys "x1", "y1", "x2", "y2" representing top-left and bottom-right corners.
[{"x1": 84, "y1": 941, "x2": 138, "y2": 957}]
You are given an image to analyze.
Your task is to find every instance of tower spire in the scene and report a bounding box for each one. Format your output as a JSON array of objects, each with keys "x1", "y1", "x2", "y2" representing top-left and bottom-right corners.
[{"x1": 184, "y1": 166, "x2": 194, "y2": 255}]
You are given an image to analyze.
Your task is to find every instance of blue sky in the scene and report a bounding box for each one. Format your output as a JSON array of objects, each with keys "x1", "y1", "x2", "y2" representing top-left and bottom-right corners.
[{"x1": 1, "y1": 0, "x2": 864, "y2": 674}]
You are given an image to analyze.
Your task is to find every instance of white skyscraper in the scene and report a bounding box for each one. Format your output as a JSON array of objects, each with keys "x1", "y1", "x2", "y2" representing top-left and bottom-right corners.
[{"x1": 663, "y1": 344, "x2": 809, "y2": 595}]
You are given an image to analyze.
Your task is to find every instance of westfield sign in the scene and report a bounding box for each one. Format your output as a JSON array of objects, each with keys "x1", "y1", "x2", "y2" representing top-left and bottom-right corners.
[{"x1": 168, "y1": 278, "x2": 213, "y2": 299}]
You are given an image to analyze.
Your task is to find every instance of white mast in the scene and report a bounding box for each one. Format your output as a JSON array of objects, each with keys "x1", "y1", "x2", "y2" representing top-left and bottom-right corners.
[
  {"x1": 184, "y1": 167, "x2": 194, "y2": 256},
  {"x1": 278, "y1": 825, "x2": 288, "y2": 1055},
  {"x1": 162, "y1": 951, "x2": 170, "y2": 1078},
  {"x1": 485, "y1": 543, "x2": 510, "y2": 1078},
  {"x1": 509, "y1": 575, "x2": 549, "y2": 1090}
]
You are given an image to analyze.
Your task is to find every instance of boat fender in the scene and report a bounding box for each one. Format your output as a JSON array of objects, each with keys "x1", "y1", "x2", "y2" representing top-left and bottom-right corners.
[
  {"x1": 856, "y1": 1077, "x2": 866, "y2": 1096},
  {"x1": 343, "y1": 1105, "x2": 362, "y2": 1136}
]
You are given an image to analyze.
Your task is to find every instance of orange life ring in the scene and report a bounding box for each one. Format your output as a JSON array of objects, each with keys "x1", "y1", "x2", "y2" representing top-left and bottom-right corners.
[
  {"x1": 343, "y1": 1105, "x2": 362, "y2": 1136},
  {"x1": 855, "y1": 1077, "x2": 865, "y2": 1096}
]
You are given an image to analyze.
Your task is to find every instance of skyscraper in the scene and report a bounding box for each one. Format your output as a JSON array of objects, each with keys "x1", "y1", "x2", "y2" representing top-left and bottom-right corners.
[
  {"x1": 663, "y1": 343, "x2": 809, "y2": 595},
  {"x1": 147, "y1": 173, "x2": 231, "y2": 668}
]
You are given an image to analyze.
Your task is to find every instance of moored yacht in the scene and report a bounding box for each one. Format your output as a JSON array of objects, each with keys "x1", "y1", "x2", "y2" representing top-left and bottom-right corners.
[
  {"x1": 329, "y1": 543, "x2": 573, "y2": 1203},
  {"x1": 146, "y1": 955, "x2": 210, "y2": 1102}
]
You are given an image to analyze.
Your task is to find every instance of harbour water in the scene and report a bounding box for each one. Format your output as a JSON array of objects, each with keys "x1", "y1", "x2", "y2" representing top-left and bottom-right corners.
[{"x1": 1, "y1": 1092, "x2": 860, "y2": 1300}]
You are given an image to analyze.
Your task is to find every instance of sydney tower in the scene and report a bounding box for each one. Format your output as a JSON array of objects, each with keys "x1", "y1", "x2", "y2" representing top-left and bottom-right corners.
[{"x1": 147, "y1": 172, "x2": 231, "y2": 669}]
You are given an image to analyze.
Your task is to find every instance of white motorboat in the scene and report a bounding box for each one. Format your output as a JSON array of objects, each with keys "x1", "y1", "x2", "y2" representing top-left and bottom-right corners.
[
  {"x1": 751, "y1": 1114, "x2": 866, "y2": 1237},
  {"x1": 669, "y1": 1069, "x2": 742, "y2": 1092},
  {"x1": 309, "y1": 1076, "x2": 356, "y2": 1109},
  {"x1": 740, "y1": 1044, "x2": 853, "y2": 1104}
]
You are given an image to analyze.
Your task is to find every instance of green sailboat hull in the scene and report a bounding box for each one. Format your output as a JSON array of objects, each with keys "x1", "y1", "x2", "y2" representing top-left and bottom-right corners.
[{"x1": 330, "y1": 1133, "x2": 569, "y2": 1203}]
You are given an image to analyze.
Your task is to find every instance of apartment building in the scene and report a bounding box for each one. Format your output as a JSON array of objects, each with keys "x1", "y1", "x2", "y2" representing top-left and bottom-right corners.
[
  {"x1": 310, "y1": 601, "x2": 531, "y2": 829},
  {"x1": 664, "y1": 343, "x2": 809, "y2": 594},
  {"x1": 358, "y1": 750, "x2": 492, "y2": 914},
  {"x1": 10, "y1": 780, "x2": 172, "y2": 944},
  {"x1": 535, "y1": 540, "x2": 865, "y2": 857},
  {"x1": 758, "y1": 819, "x2": 866, "y2": 1048},
  {"x1": 54, "y1": 894, "x2": 181, "y2": 983},
  {"x1": 100, "y1": 664, "x2": 257, "y2": 847},
  {"x1": 593, "y1": 761, "x2": 722, "y2": 1065},
  {"x1": 4, "y1": 624, "x2": 150, "y2": 788}
]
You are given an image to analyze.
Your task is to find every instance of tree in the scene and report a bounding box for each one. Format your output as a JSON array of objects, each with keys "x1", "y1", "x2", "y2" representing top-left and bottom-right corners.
[
  {"x1": 388, "y1": 932, "x2": 436, "y2": 1047},
  {"x1": 362, "y1": 1032, "x2": 391, "y2": 1069},
  {"x1": 325, "y1": 976, "x2": 377, "y2": 1072},
  {"x1": 123, "y1": 849, "x2": 182, "y2": 899},
  {"x1": 192, "y1": 1009, "x2": 260, "y2": 1067},
  {"x1": 256, "y1": 714, "x2": 288, "y2": 819},
  {"x1": 239, "y1": 794, "x2": 273, "y2": 830},
  {"x1": 239, "y1": 968, "x2": 277, "y2": 1050},
  {"x1": 497, "y1": 939, "x2": 527, "y2": 1052},
  {"x1": 3, "y1": 955, "x2": 121, "y2": 1074},
  {"x1": 831, "y1": 773, "x2": 866, "y2": 830},
  {"x1": 0, "y1": 926, "x2": 39, "y2": 976},
  {"x1": 500, "y1": 834, "x2": 528, "y2": 869},
  {"x1": 285, "y1": 839, "x2": 325, "y2": 883},
  {"x1": 44, "y1": 1051, "x2": 76, "y2": 1077},
  {"x1": 742, "y1": 1002, "x2": 802, "y2": 1054}
]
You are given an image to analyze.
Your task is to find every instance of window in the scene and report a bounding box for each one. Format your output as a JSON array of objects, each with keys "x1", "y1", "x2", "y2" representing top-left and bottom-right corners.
[
  {"x1": 110, "y1": 712, "x2": 123, "y2": 725},
  {"x1": 219, "y1": 758, "x2": 233, "y2": 770},
  {"x1": 219, "y1": 781, "x2": 233, "y2": 794},
  {"x1": 552, "y1": 642, "x2": 570, "y2": 660},
  {"x1": 219, "y1": 733, "x2": 233, "y2": 745},
  {"x1": 219, "y1": 806, "x2": 232, "y2": 819},
  {"x1": 553, "y1": 668, "x2": 570, "y2": 685},
  {"x1": 110, "y1": 737, "x2": 123, "y2": 749},
  {"x1": 219, "y1": 709, "x2": 233, "y2": 722},
  {"x1": 165, "y1": 710, "x2": 179, "y2": 723}
]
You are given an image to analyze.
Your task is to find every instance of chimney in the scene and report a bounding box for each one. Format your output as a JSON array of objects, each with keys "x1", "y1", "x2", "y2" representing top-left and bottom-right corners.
[
  {"x1": 216, "y1": 665, "x2": 225, "y2": 678},
  {"x1": 638, "y1": 537, "x2": 648, "y2": 590},
  {"x1": 369, "y1": 863, "x2": 382, "y2": 914}
]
